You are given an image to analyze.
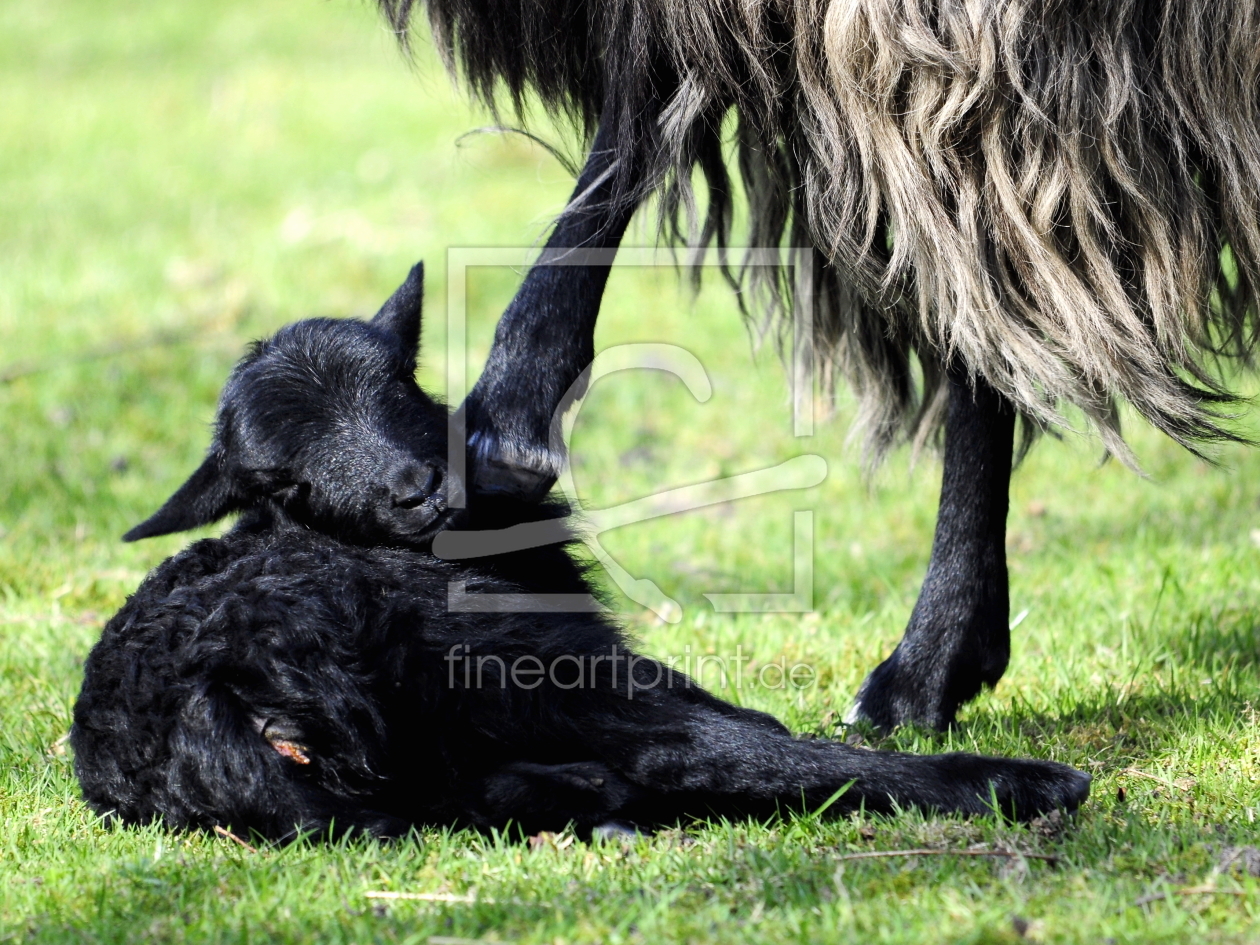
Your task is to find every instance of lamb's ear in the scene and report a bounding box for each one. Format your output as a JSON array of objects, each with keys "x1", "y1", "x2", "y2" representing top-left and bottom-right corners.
[
  {"x1": 122, "y1": 453, "x2": 243, "y2": 541},
  {"x1": 370, "y1": 261, "x2": 423, "y2": 358}
]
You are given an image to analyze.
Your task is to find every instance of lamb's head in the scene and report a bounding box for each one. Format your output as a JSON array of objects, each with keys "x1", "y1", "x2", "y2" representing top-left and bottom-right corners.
[{"x1": 124, "y1": 262, "x2": 453, "y2": 547}]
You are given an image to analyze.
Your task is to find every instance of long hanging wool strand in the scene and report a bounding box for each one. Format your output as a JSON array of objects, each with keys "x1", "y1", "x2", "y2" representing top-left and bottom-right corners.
[{"x1": 380, "y1": 0, "x2": 1260, "y2": 465}]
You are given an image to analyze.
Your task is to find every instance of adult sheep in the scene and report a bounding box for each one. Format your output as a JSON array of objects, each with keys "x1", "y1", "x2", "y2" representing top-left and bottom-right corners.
[{"x1": 376, "y1": 0, "x2": 1260, "y2": 731}]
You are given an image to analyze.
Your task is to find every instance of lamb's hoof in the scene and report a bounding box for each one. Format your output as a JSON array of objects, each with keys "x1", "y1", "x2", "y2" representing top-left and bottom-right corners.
[
  {"x1": 996, "y1": 760, "x2": 1092, "y2": 821},
  {"x1": 932, "y1": 753, "x2": 1092, "y2": 821},
  {"x1": 590, "y1": 821, "x2": 639, "y2": 843},
  {"x1": 1063, "y1": 770, "x2": 1093, "y2": 811},
  {"x1": 467, "y1": 432, "x2": 559, "y2": 501}
]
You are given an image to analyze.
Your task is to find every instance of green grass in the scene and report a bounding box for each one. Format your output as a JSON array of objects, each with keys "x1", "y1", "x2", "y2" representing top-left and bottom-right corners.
[{"x1": 3, "y1": 1, "x2": 1260, "y2": 941}]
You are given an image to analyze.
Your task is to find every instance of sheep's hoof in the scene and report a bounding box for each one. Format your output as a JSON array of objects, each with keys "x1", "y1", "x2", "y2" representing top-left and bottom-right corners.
[
  {"x1": 847, "y1": 610, "x2": 1010, "y2": 733},
  {"x1": 472, "y1": 455, "x2": 556, "y2": 500},
  {"x1": 846, "y1": 647, "x2": 964, "y2": 734},
  {"x1": 467, "y1": 431, "x2": 560, "y2": 501}
]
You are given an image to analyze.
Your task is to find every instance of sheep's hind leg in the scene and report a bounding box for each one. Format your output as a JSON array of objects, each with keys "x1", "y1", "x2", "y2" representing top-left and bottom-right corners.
[{"x1": 850, "y1": 368, "x2": 1016, "y2": 732}]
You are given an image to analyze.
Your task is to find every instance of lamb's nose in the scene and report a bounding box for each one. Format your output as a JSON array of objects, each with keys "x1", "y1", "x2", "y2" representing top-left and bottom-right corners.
[{"x1": 390, "y1": 464, "x2": 443, "y2": 509}]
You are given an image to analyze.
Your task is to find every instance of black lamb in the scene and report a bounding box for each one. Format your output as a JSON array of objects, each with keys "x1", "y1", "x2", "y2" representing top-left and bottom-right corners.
[{"x1": 71, "y1": 263, "x2": 1090, "y2": 841}]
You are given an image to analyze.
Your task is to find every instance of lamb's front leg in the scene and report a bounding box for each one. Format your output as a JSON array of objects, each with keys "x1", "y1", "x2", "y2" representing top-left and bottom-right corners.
[
  {"x1": 850, "y1": 367, "x2": 1016, "y2": 731},
  {"x1": 464, "y1": 113, "x2": 639, "y2": 500}
]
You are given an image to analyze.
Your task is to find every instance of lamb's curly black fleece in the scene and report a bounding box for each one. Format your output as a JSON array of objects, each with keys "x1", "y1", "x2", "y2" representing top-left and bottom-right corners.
[{"x1": 71, "y1": 263, "x2": 1090, "y2": 841}]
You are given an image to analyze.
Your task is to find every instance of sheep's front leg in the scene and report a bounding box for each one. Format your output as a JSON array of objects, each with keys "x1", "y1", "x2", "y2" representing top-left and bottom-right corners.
[
  {"x1": 463, "y1": 114, "x2": 638, "y2": 500},
  {"x1": 851, "y1": 368, "x2": 1016, "y2": 731}
]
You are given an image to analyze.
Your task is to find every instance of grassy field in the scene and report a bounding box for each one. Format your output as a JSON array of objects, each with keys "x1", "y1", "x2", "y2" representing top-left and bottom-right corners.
[{"x1": 3, "y1": 1, "x2": 1260, "y2": 941}]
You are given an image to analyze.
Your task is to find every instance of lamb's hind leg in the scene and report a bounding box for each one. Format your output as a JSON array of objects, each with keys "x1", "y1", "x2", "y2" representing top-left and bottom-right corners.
[
  {"x1": 604, "y1": 698, "x2": 1088, "y2": 824},
  {"x1": 850, "y1": 367, "x2": 1016, "y2": 732}
]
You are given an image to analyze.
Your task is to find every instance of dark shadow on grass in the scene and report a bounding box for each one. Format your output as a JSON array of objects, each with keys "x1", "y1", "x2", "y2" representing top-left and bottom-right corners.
[
  {"x1": 963, "y1": 682, "x2": 1256, "y2": 777},
  {"x1": 845, "y1": 668, "x2": 1257, "y2": 778},
  {"x1": 1166, "y1": 607, "x2": 1260, "y2": 673}
]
